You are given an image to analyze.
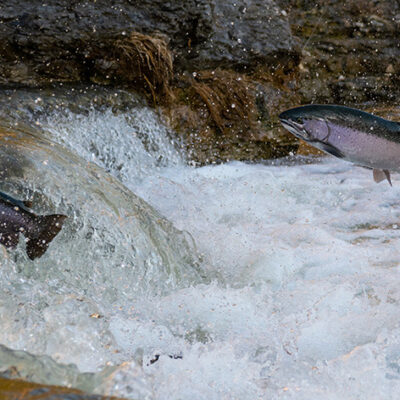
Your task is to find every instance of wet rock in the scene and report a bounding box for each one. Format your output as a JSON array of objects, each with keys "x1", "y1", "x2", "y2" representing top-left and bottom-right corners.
[
  {"x1": 0, "y1": 0, "x2": 296, "y2": 86},
  {"x1": 164, "y1": 68, "x2": 300, "y2": 164},
  {"x1": 0, "y1": 0, "x2": 299, "y2": 163},
  {"x1": 278, "y1": 0, "x2": 400, "y2": 105},
  {"x1": 0, "y1": 376, "x2": 122, "y2": 399},
  {"x1": 180, "y1": 0, "x2": 297, "y2": 70},
  {"x1": 0, "y1": 344, "x2": 152, "y2": 399},
  {"x1": 0, "y1": 0, "x2": 398, "y2": 162}
]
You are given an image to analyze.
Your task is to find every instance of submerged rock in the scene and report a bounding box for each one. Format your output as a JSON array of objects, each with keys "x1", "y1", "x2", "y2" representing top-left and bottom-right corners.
[
  {"x1": 0, "y1": 98, "x2": 205, "y2": 397},
  {"x1": 0, "y1": 344, "x2": 151, "y2": 399},
  {"x1": 0, "y1": 376, "x2": 123, "y2": 400}
]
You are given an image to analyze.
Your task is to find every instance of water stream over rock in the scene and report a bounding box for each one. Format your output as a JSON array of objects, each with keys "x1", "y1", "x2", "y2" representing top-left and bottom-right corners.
[{"x1": 1, "y1": 88, "x2": 400, "y2": 399}]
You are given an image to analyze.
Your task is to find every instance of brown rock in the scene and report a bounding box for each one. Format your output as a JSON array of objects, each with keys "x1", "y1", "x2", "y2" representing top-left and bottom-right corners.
[
  {"x1": 0, "y1": 376, "x2": 123, "y2": 400},
  {"x1": 165, "y1": 68, "x2": 300, "y2": 164},
  {"x1": 278, "y1": 0, "x2": 400, "y2": 105}
]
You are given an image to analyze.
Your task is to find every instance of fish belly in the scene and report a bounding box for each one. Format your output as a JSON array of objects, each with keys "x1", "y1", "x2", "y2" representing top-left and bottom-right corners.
[{"x1": 329, "y1": 125, "x2": 400, "y2": 171}]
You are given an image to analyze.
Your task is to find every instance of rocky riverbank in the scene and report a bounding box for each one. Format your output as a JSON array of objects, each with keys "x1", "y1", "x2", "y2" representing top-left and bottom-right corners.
[{"x1": 0, "y1": 0, "x2": 398, "y2": 163}]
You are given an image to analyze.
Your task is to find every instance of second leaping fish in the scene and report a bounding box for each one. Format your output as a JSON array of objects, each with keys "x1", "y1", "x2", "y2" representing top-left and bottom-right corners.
[
  {"x1": 0, "y1": 191, "x2": 67, "y2": 260},
  {"x1": 279, "y1": 104, "x2": 400, "y2": 185}
]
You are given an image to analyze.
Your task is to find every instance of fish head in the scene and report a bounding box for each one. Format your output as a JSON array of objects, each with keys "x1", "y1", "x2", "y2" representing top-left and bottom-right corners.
[
  {"x1": 279, "y1": 105, "x2": 348, "y2": 159},
  {"x1": 279, "y1": 111, "x2": 309, "y2": 141},
  {"x1": 279, "y1": 106, "x2": 328, "y2": 143}
]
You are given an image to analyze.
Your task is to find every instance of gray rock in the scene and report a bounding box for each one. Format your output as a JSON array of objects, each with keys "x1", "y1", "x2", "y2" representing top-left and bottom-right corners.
[
  {"x1": 186, "y1": 0, "x2": 296, "y2": 70},
  {"x1": 0, "y1": 0, "x2": 296, "y2": 86}
]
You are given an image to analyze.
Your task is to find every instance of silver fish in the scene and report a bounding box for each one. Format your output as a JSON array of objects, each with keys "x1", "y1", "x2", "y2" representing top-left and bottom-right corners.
[{"x1": 279, "y1": 104, "x2": 400, "y2": 185}]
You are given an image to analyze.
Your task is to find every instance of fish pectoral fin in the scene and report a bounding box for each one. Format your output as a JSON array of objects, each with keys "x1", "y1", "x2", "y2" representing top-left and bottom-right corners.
[
  {"x1": 373, "y1": 169, "x2": 392, "y2": 186},
  {"x1": 373, "y1": 169, "x2": 386, "y2": 183},
  {"x1": 317, "y1": 142, "x2": 344, "y2": 159}
]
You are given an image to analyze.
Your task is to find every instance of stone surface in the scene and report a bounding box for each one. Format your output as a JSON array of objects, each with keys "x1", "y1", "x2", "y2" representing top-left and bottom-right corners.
[
  {"x1": 180, "y1": 0, "x2": 297, "y2": 70},
  {"x1": 0, "y1": 376, "x2": 122, "y2": 400},
  {"x1": 278, "y1": 0, "x2": 400, "y2": 105},
  {"x1": 164, "y1": 68, "x2": 300, "y2": 164},
  {"x1": 0, "y1": 0, "x2": 296, "y2": 86}
]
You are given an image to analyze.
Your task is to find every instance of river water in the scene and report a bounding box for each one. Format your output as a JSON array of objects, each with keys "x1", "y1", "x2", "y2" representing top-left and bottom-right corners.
[{"x1": 0, "y1": 88, "x2": 400, "y2": 399}]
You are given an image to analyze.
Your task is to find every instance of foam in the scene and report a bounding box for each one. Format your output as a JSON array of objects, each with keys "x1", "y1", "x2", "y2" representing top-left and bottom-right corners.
[{"x1": 1, "y1": 99, "x2": 400, "y2": 399}]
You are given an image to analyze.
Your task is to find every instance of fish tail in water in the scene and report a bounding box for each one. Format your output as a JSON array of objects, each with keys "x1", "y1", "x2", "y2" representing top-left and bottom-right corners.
[
  {"x1": 0, "y1": 231, "x2": 20, "y2": 249},
  {"x1": 26, "y1": 214, "x2": 67, "y2": 260}
]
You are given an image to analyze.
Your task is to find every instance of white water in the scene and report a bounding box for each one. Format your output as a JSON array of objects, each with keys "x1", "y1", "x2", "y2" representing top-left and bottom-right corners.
[{"x1": 2, "y1": 96, "x2": 400, "y2": 399}]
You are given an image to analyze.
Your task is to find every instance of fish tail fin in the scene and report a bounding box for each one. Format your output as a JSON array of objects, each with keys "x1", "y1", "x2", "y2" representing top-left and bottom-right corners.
[
  {"x1": 0, "y1": 232, "x2": 20, "y2": 249},
  {"x1": 26, "y1": 214, "x2": 67, "y2": 260},
  {"x1": 384, "y1": 170, "x2": 392, "y2": 186},
  {"x1": 373, "y1": 169, "x2": 392, "y2": 186}
]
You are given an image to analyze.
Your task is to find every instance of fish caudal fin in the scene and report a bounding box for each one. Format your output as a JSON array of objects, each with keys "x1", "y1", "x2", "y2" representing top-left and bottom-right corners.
[
  {"x1": 26, "y1": 214, "x2": 67, "y2": 260},
  {"x1": 373, "y1": 169, "x2": 392, "y2": 186}
]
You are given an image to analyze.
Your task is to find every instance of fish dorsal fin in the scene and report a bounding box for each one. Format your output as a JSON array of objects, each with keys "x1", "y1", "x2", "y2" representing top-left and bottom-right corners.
[{"x1": 373, "y1": 169, "x2": 392, "y2": 186}]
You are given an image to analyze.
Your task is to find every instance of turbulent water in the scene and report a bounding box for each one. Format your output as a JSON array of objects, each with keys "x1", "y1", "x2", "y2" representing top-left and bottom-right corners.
[{"x1": 1, "y1": 88, "x2": 400, "y2": 399}]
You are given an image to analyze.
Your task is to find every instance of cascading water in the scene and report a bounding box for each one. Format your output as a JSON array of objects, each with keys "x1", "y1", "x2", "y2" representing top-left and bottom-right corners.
[
  {"x1": 0, "y1": 88, "x2": 206, "y2": 387},
  {"x1": 1, "y1": 88, "x2": 400, "y2": 399}
]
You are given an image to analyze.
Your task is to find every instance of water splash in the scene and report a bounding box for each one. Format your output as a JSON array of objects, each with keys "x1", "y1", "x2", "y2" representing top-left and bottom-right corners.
[
  {"x1": 2, "y1": 89, "x2": 400, "y2": 400},
  {"x1": 0, "y1": 115, "x2": 205, "y2": 384},
  {"x1": 44, "y1": 107, "x2": 184, "y2": 184}
]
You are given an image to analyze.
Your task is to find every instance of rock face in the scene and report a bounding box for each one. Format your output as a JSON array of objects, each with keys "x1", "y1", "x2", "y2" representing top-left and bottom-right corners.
[
  {"x1": 278, "y1": 0, "x2": 400, "y2": 105},
  {"x1": 0, "y1": 0, "x2": 398, "y2": 162},
  {"x1": 0, "y1": 0, "x2": 398, "y2": 102},
  {"x1": 0, "y1": 0, "x2": 299, "y2": 163},
  {"x1": 180, "y1": 0, "x2": 297, "y2": 70},
  {"x1": 164, "y1": 68, "x2": 300, "y2": 164},
  {"x1": 0, "y1": 0, "x2": 296, "y2": 86}
]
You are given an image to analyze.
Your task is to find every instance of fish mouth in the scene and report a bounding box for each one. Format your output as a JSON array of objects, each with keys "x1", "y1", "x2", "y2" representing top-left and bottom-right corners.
[{"x1": 279, "y1": 118, "x2": 308, "y2": 140}]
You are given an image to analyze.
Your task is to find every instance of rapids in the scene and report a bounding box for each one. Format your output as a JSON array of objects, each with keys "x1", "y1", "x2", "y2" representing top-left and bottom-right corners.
[{"x1": 0, "y1": 88, "x2": 400, "y2": 399}]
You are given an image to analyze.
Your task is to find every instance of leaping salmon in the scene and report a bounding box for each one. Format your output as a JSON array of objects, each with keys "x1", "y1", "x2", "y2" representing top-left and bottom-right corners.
[
  {"x1": 279, "y1": 104, "x2": 400, "y2": 185},
  {"x1": 0, "y1": 191, "x2": 67, "y2": 260}
]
